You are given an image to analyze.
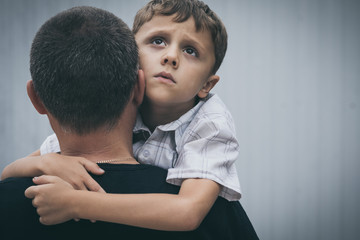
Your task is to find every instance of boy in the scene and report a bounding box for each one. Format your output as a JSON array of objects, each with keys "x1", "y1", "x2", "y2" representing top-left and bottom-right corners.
[
  {"x1": 2, "y1": 0, "x2": 242, "y2": 230},
  {"x1": 0, "y1": 6, "x2": 258, "y2": 239}
]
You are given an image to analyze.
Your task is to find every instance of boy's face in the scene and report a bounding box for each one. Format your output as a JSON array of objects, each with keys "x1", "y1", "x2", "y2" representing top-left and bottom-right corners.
[{"x1": 135, "y1": 15, "x2": 218, "y2": 110}]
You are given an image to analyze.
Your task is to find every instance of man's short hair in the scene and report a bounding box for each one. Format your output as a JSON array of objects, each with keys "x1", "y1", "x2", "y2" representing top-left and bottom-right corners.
[
  {"x1": 30, "y1": 6, "x2": 138, "y2": 134},
  {"x1": 132, "y1": 0, "x2": 227, "y2": 74}
]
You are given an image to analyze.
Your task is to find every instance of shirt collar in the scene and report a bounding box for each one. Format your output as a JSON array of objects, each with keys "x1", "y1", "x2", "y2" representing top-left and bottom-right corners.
[
  {"x1": 134, "y1": 93, "x2": 213, "y2": 133},
  {"x1": 133, "y1": 112, "x2": 149, "y2": 133}
]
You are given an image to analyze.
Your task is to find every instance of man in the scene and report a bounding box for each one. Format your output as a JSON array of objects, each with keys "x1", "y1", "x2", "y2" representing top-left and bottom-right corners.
[{"x1": 0, "y1": 6, "x2": 258, "y2": 240}]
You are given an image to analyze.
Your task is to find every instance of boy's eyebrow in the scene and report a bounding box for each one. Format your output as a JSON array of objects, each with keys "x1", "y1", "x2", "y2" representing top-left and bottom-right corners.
[
  {"x1": 181, "y1": 33, "x2": 208, "y2": 54},
  {"x1": 145, "y1": 30, "x2": 171, "y2": 39},
  {"x1": 145, "y1": 29, "x2": 209, "y2": 54}
]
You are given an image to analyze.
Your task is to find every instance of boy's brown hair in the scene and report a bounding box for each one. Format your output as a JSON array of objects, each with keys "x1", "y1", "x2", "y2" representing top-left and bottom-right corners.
[{"x1": 133, "y1": 0, "x2": 227, "y2": 74}]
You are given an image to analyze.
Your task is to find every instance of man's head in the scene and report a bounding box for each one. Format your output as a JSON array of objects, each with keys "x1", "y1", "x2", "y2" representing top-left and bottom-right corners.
[
  {"x1": 29, "y1": 6, "x2": 139, "y2": 135},
  {"x1": 133, "y1": 0, "x2": 227, "y2": 74}
]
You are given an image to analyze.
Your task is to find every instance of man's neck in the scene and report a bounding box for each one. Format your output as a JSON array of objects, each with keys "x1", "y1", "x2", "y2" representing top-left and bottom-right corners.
[{"x1": 56, "y1": 124, "x2": 136, "y2": 164}]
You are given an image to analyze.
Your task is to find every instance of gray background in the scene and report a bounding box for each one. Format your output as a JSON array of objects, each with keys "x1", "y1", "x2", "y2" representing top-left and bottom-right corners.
[{"x1": 1, "y1": 0, "x2": 359, "y2": 239}]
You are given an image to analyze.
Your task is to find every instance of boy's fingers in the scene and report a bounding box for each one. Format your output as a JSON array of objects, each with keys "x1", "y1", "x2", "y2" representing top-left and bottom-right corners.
[
  {"x1": 74, "y1": 183, "x2": 87, "y2": 191},
  {"x1": 80, "y1": 160, "x2": 105, "y2": 192},
  {"x1": 85, "y1": 179, "x2": 106, "y2": 193},
  {"x1": 32, "y1": 175, "x2": 58, "y2": 185},
  {"x1": 82, "y1": 160, "x2": 105, "y2": 175},
  {"x1": 24, "y1": 185, "x2": 38, "y2": 199}
]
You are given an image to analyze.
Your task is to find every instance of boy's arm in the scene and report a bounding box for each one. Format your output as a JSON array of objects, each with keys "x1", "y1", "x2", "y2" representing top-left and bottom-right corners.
[
  {"x1": 25, "y1": 176, "x2": 220, "y2": 231},
  {"x1": 1, "y1": 153, "x2": 105, "y2": 192},
  {"x1": 1, "y1": 150, "x2": 42, "y2": 180},
  {"x1": 29, "y1": 149, "x2": 41, "y2": 156}
]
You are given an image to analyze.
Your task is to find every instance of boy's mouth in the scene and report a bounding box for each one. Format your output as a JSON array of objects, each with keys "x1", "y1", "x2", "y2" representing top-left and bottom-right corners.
[{"x1": 155, "y1": 72, "x2": 176, "y2": 84}]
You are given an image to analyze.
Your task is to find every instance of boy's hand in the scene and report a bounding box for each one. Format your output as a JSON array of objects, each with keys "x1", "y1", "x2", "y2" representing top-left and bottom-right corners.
[
  {"x1": 40, "y1": 153, "x2": 105, "y2": 193},
  {"x1": 25, "y1": 175, "x2": 77, "y2": 225}
]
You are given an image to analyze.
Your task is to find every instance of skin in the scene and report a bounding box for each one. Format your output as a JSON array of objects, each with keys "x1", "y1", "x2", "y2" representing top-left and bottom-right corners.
[
  {"x1": 2, "y1": 15, "x2": 223, "y2": 231},
  {"x1": 136, "y1": 15, "x2": 219, "y2": 130}
]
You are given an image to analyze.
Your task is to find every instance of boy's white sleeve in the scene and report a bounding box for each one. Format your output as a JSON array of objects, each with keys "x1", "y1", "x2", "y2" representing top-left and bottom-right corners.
[
  {"x1": 39, "y1": 133, "x2": 60, "y2": 155},
  {"x1": 167, "y1": 110, "x2": 242, "y2": 201}
]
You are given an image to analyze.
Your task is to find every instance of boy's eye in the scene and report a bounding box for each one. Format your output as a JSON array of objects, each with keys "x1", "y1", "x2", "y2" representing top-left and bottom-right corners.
[
  {"x1": 151, "y1": 38, "x2": 165, "y2": 46},
  {"x1": 184, "y1": 47, "x2": 198, "y2": 57}
]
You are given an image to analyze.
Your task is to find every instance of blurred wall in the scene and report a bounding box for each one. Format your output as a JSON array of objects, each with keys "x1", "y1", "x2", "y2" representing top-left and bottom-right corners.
[{"x1": 1, "y1": 0, "x2": 359, "y2": 239}]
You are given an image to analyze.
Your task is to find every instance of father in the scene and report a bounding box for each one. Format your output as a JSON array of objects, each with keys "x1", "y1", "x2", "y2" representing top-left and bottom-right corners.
[{"x1": 0, "y1": 6, "x2": 257, "y2": 240}]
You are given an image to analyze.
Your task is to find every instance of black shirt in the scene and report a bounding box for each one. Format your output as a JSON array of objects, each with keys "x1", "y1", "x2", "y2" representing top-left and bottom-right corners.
[{"x1": 0, "y1": 164, "x2": 258, "y2": 240}]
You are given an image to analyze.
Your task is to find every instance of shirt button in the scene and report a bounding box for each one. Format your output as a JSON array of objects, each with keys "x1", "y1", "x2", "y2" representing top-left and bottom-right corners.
[{"x1": 143, "y1": 150, "x2": 150, "y2": 158}]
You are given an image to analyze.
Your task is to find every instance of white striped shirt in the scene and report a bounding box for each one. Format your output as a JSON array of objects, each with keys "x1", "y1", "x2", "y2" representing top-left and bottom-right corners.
[{"x1": 40, "y1": 94, "x2": 241, "y2": 201}]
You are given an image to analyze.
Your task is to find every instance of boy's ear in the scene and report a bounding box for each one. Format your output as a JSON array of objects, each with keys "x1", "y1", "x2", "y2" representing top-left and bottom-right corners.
[
  {"x1": 27, "y1": 80, "x2": 47, "y2": 114},
  {"x1": 197, "y1": 75, "x2": 220, "y2": 99},
  {"x1": 132, "y1": 69, "x2": 145, "y2": 107}
]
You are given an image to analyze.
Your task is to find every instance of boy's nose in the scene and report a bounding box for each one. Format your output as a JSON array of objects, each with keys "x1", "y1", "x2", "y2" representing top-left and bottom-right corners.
[
  {"x1": 163, "y1": 58, "x2": 177, "y2": 68},
  {"x1": 161, "y1": 50, "x2": 179, "y2": 69}
]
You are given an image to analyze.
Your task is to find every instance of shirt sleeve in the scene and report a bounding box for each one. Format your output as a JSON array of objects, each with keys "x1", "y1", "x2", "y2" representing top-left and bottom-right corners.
[
  {"x1": 39, "y1": 133, "x2": 60, "y2": 155},
  {"x1": 167, "y1": 109, "x2": 242, "y2": 201}
]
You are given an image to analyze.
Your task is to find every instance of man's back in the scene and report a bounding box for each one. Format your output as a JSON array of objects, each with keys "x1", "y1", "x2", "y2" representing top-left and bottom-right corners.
[{"x1": 0, "y1": 164, "x2": 258, "y2": 240}]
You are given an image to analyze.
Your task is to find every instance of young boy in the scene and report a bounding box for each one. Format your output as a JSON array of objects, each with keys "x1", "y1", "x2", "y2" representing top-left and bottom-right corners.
[{"x1": 2, "y1": 0, "x2": 242, "y2": 230}]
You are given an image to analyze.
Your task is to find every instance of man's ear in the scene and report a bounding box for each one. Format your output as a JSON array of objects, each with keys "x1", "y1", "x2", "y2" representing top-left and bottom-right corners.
[
  {"x1": 197, "y1": 75, "x2": 220, "y2": 99},
  {"x1": 27, "y1": 80, "x2": 47, "y2": 114},
  {"x1": 132, "y1": 69, "x2": 145, "y2": 106}
]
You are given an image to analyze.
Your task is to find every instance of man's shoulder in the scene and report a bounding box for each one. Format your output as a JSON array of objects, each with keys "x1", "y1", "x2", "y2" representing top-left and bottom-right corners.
[
  {"x1": 0, "y1": 177, "x2": 33, "y2": 189},
  {"x1": 0, "y1": 177, "x2": 39, "y2": 233},
  {"x1": 196, "y1": 198, "x2": 259, "y2": 239},
  {"x1": 0, "y1": 177, "x2": 34, "y2": 206},
  {"x1": 92, "y1": 164, "x2": 180, "y2": 194},
  {"x1": 97, "y1": 163, "x2": 168, "y2": 177}
]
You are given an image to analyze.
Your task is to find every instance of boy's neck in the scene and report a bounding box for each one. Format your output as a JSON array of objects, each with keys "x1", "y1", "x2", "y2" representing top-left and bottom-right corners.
[{"x1": 139, "y1": 97, "x2": 197, "y2": 132}]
